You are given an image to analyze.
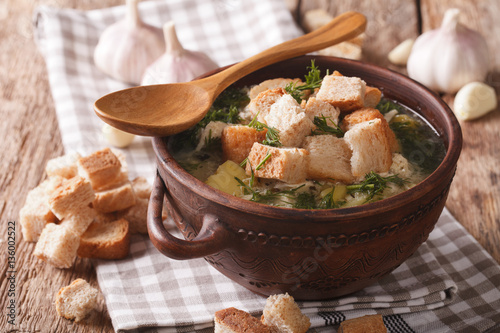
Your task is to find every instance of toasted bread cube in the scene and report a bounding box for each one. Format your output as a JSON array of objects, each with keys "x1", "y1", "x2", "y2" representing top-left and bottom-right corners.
[
  {"x1": 364, "y1": 86, "x2": 382, "y2": 108},
  {"x1": 92, "y1": 182, "x2": 136, "y2": 213},
  {"x1": 215, "y1": 307, "x2": 275, "y2": 333},
  {"x1": 304, "y1": 97, "x2": 341, "y2": 126},
  {"x1": 20, "y1": 177, "x2": 64, "y2": 242},
  {"x1": 261, "y1": 293, "x2": 311, "y2": 333},
  {"x1": 77, "y1": 218, "x2": 130, "y2": 259},
  {"x1": 264, "y1": 94, "x2": 315, "y2": 147},
  {"x1": 45, "y1": 152, "x2": 81, "y2": 179},
  {"x1": 316, "y1": 75, "x2": 366, "y2": 113},
  {"x1": 246, "y1": 143, "x2": 309, "y2": 184},
  {"x1": 77, "y1": 148, "x2": 122, "y2": 190},
  {"x1": 55, "y1": 279, "x2": 98, "y2": 322},
  {"x1": 247, "y1": 87, "x2": 287, "y2": 123},
  {"x1": 302, "y1": 135, "x2": 354, "y2": 183},
  {"x1": 221, "y1": 125, "x2": 268, "y2": 164},
  {"x1": 60, "y1": 205, "x2": 96, "y2": 236},
  {"x1": 249, "y1": 78, "x2": 302, "y2": 100},
  {"x1": 33, "y1": 223, "x2": 79, "y2": 269},
  {"x1": 344, "y1": 119, "x2": 393, "y2": 178},
  {"x1": 49, "y1": 176, "x2": 95, "y2": 220},
  {"x1": 342, "y1": 108, "x2": 398, "y2": 152},
  {"x1": 339, "y1": 314, "x2": 387, "y2": 333},
  {"x1": 119, "y1": 197, "x2": 148, "y2": 234},
  {"x1": 131, "y1": 177, "x2": 151, "y2": 199}
]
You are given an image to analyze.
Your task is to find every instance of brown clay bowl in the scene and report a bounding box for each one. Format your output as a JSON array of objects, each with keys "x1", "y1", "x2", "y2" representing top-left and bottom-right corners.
[{"x1": 147, "y1": 55, "x2": 462, "y2": 301}]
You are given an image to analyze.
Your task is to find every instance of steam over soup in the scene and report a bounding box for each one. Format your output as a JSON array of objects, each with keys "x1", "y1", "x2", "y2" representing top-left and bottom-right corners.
[{"x1": 170, "y1": 61, "x2": 446, "y2": 209}]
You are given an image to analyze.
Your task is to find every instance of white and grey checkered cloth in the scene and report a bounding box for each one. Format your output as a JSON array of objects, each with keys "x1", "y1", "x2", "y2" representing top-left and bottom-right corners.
[{"x1": 34, "y1": 1, "x2": 500, "y2": 332}]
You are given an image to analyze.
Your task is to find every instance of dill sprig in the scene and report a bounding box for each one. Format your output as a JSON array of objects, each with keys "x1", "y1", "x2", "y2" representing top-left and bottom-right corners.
[
  {"x1": 346, "y1": 171, "x2": 409, "y2": 202},
  {"x1": 248, "y1": 114, "x2": 282, "y2": 147},
  {"x1": 311, "y1": 116, "x2": 344, "y2": 137},
  {"x1": 318, "y1": 188, "x2": 346, "y2": 209},
  {"x1": 285, "y1": 60, "x2": 326, "y2": 103}
]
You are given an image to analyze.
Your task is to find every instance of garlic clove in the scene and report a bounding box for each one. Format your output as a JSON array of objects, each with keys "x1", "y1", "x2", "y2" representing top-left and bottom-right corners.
[
  {"x1": 388, "y1": 38, "x2": 414, "y2": 65},
  {"x1": 93, "y1": 0, "x2": 165, "y2": 85},
  {"x1": 453, "y1": 82, "x2": 497, "y2": 121},
  {"x1": 102, "y1": 124, "x2": 135, "y2": 148},
  {"x1": 407, "y1": 8, "x2": 490, "y2": 94},
  {"x1": 141, "y1": 21, "x2": 219, "y2": 86}
]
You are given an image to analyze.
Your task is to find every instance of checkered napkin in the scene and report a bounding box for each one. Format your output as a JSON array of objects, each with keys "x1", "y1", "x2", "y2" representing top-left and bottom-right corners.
[{"x1": 33, "y1": 1, "x2": 500, "y2": 332}]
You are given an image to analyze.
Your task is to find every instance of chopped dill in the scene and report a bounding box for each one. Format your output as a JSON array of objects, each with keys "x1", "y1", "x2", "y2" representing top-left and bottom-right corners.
[
  {"x1": 285, "y1": 60, "x2": 326, "y2": 103},
  {"x1": 248, "y1": 113, "x2": 282, "y2": 147},
  {"x1": 311, "y1": 116, "x2": 344, "y2": 137},
  {"x1": 256, "y1": 150, "x2": 272, "y2": 170},
  {"x1": 346, "y1": 171, "x2": 408, "y2": 202}
]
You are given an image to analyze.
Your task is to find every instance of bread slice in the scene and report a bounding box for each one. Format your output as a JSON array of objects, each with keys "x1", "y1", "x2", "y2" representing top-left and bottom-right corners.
[
  {"x1": 45, "y1": 152, "x2": 81, "y2": 179},
  {"x1": 77, "y1": 218, "x2": 130, "y2": 259},
  {"x1": 248, "y1": 88, "x2": 287, "y2": 123},
  {"x1": 77, "y1": 148, "x2": 122, "y2": 190},
  {"x1": 246, "y1": 143, "x2": 309, "y2": 184},
  {"x1": 342, "y1": 108, "x2": 398, "y2": 152},
  {"x1": 49, "y1": 176, "x2": 95, "y2": 220},
  {"x1": 215, "y1": 307, "x2": 276, "y2": 333},
  {"x1": 316, "y1": 75, "x2": 366, "y2": 113},
  {"x1": 302, "y1": 135, "x2": 354, "y2": 183},
  {"x1": 364, "y1": 86, "x2": 382, "y2": 108},
  {"x1": 92, "y1": 182, "x2": 136, "y2": 213},
  {"x1": 344, "y1": 119, "x2": 393, "y2": 178},
  {"x1": 59, "y1": 205, "x2": 96, "y2": 236},
  {"x1": 33, "y1": 223, "x2": 80, "y2": 269},
  {"x1": 131, "y1": 176, "x2": 151, "y2": 199},
  {"x1": 339, "y1": 314, "x2": 387, "y2": 333},
  {"x1": 263, "y1": 94, "x2": 315, "y2": 147},
  {"x1": 55, "y1": 278, "x2": 98, "y2": 322},
  {"x1": 221, "y1": 125, "x2": 268, "y2": 164},
  {"x1": 20, "y1": 176, "x2": 64, "y2": 242},
  {"x1": 261, "y1": 293, "x2": 311, "y2": 333},
  {"x1": 304, "y1": 97, "x2": 340, "y2": 125}
]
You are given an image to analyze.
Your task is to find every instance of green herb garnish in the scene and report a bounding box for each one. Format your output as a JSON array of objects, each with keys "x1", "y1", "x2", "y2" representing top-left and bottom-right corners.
[
  {"x1": 311, "y1": 116, "x2": 344, "y2": 137},
  {"x1": 285, "y1": 60, "x2": 326, "y2": 103},
  {"x1": 248, "y1": 113, "x2": 282, "y2": 147},
  {"x1": 346, "y1": 172, "x2": 408, "y2": 202},
  {"x1": 256, "y1": 150, "x2": 272, "y2": 170}
]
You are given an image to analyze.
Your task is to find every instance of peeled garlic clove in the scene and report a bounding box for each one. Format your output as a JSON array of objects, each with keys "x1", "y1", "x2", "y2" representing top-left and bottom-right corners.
[
  {"x1": 407, "y1": 8, "x2": 490, "y2": 94},
  {"x1": 141, "y1": 21, "x2": 219, "y2": 85},
  {"x1": 453, "y1": 82, "x2": 497, "y2": 120},
  {"x1": 102, "y1": 124, "x2": 135, "y2": 148},
  {"x1": 388, "y1": 38, "x2": 414, "y2": 65},
  {"x1": 94, "y1": 0, "x2": 165, "y2": 85}
]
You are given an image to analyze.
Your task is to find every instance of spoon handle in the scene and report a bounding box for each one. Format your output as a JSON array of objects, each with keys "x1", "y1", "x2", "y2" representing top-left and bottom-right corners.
[{"x1": 199, "y1": 11, "x2": 366, "y2": 95}]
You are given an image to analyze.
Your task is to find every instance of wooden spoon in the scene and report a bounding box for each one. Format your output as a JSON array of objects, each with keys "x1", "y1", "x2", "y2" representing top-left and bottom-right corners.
[{"x1": 94, "y1": 11, "x2": 366, "y2": 137}]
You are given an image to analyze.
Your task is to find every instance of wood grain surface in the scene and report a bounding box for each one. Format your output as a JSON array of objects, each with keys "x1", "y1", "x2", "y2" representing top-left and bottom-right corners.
[{"x1": 0, "y1": 1, "x2": 498, "y2": 332}]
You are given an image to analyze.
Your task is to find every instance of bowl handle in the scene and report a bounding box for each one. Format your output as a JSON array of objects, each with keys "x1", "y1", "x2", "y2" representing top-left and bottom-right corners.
[{"x1": 147, "y1": 171, "x2": 231, "y2": 260}]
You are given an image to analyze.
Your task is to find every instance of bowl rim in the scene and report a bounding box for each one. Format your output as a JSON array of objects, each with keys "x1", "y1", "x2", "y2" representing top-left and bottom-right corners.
[{"x1": 153, "y1": 55, "x2": 462, "y2": 222}]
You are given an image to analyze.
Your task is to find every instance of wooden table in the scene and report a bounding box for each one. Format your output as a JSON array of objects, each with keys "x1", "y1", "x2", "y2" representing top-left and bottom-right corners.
[{"x1": 1, "y1": 0, "x2": 498, "y2": 332}]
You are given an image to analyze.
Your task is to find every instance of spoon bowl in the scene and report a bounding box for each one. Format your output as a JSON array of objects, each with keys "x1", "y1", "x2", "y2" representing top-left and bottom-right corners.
[{"x1": 94, "y1": 11, "x2": 367, "y2": 136}]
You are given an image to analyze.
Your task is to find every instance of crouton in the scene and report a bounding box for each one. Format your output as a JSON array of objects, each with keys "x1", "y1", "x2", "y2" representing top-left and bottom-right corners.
[
  {"x1": 45, "y1": 152, "x2": 81, "y2": 179},
  {"x1": 55, "y1": 279, "x2": 98, "y2": 322},
  {"x1": 131, "y1": 177, "x2": 151, "y2": 199},
  {"x1": 59, "y1": 205, "x2": 96, "y2": 236},
  {"x1": 261, "y1": 293, "x2": 311, "y2": 333},
  {"x1": 344, "y1": 119, "x2": 393, "y2": 178},
  {"x1": 33, "y1": 223, "x2": 79, "y2": 269},
  {"x1": 249, "y1": 78, "x2": 302, "y2": 100},
  {"x1": 316, "y1": 75, "x2": 366, "y2": 113},
  {"x1": 92, "y1": 182, "x2": 136, "y2": 213},
  {"x1": 49, "y1": 176, "x2": 95, "y2": 220},
  {"x1": 215, "y1": 307, "x2": 275, "y2": 333},
  {"x1": 247, "y1": 88, "x2": 287, "y2": 123},
  {"x1": 196, "y1": 121, "x2": 228, "y2": 151},
  {"x1": 246, "y1": 143, "x2": 309, "y2": 184},
  {"x1": 20, "y1": 176, "x2": 64, "y2": 242},
  {"x1": 119, "y1": 197, "x2": 148, "y2": 234},
  {"x1": 264, "y1": 94, "x2": 315, "y2": 147},
  {"x1": 339, "y1": 314, "x2": 387, "y2": 333},
  {"x1": 77, "y1": 218, "x2": 130, "y2": 259},
  {"x1": 342, "y1": 108, "x2": 398, "y2": 152},
  {"x1": 221, "y1": 125, "x2": 268, "y2": 164},
  {"x1": 77, "y1": 148, "x2": 122, "y2": 190},
  {"x1": 364, "y1": 86, "x2": 382, "y2": 108},
  {"x1": 302, "y1": 135, "x2": 354, "y2": 183},
  {"x1": 304, "y1": 97, "x2": 341, "y2": 125}
]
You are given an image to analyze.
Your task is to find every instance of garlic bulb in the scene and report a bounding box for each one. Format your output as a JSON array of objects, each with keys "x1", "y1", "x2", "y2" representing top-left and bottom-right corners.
[
  {"x1": 453, "y1": 82, "x2": 497, "y2": 120},
  {"x1": 102, "y1": 124, "x2": 135, "y2": 148},
  {"x1": 141, "y1": 21, "x2": 218, "y2": 85},
  {"x1": 94, "y1": 0, "x2": 165, "y2": 85},
  {"x1": 407, "y1": 8, "x2": 489, "y2": 94}
]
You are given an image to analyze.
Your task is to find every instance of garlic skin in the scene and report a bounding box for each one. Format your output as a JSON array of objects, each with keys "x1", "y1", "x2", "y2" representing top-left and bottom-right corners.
[
  {"x1": 407, "y1": 8, "x2": 489, "y2": 94},
  {"x1": 94, "y1": 0, "x2": 165, "y2": 85},
  {"x1": 102, "y1": 124, "x2": 135, "y2": 148},
  {"x1": 453, "y1": 82, "x2": 497, "y2": 120},
  {"x1": 141, "y1": 21, "x2": 219, "y2": 86},
  {"x1": 388, "y1": 39, "x2": 414, "y2": 65}
]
